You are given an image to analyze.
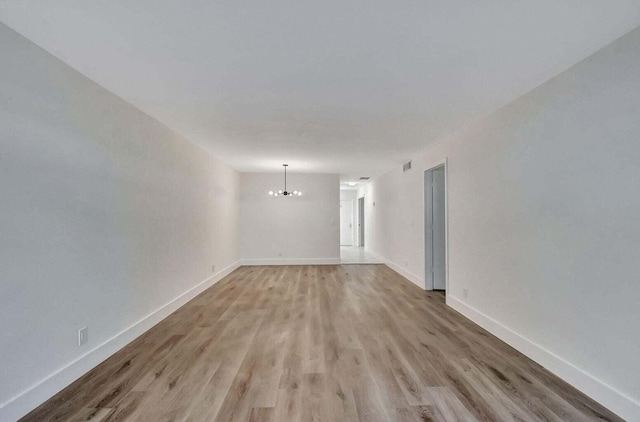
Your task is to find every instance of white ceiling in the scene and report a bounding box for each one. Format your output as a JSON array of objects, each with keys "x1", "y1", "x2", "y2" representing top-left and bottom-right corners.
[{"x1": 1, "y1": 1, "x2": 639, "y2": 179}]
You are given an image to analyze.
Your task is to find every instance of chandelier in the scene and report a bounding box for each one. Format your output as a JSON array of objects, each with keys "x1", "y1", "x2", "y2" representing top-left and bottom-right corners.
[{"x1": 268, "y1": 164, "x2": 302, "y2": 197}]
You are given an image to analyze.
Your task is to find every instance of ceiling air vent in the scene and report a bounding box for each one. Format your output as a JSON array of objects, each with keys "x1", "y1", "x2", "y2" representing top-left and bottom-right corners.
[
  {"x1": 359, "y1": 177, "x2": 370, "y2": 180},
  {"x1": 403, "y1": 161, "x2": 412, "y2": 172}
]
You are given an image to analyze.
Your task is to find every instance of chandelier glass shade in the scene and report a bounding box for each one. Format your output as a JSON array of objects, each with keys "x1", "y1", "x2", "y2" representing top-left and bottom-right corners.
[{"x1": 268, "y1": 164, "x2": 302, "y2": 197}]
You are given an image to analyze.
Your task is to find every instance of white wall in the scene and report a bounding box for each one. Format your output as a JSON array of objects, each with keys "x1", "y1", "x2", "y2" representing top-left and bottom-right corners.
[
  {"x1": 363, "y1": 27, "x2": 640, "y2": 420},
  {"x1": 0, "y1": 23, "x2": 240, "y2": 421},
  {"x1": 240, "y1": 173, "x2": 340, "y2": 264}
]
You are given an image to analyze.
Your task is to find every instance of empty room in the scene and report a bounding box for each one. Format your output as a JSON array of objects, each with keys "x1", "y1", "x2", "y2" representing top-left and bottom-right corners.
[{"x1": 1, "y1": 1, "x2": 639, "y2": 421}]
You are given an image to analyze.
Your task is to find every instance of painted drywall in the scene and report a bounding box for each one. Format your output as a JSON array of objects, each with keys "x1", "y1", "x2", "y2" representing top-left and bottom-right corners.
[
  {"x1": 362, "y1": 27, "x2": 640, "y2": 420},
  {"x1": 0, "y1": 23, "x2": 240, "y2": 421},
  {"x1": 240, "y1": 173, "x2": 340, "y2": 264}
]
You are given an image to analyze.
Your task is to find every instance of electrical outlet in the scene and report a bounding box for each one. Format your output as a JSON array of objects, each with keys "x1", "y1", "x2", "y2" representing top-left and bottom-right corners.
[
  {"x1": 78, "y1": 327, "x2": 88, "y2": 346},
  {"x1": 404, "y1": 260, "x2": 409, "y2": 267},
  {"x1": 463, "y1": 288, "x2": 468, "y2": 299},
  {"x1": 211, "y1": 265, "x2": 216, "y2": 273}
]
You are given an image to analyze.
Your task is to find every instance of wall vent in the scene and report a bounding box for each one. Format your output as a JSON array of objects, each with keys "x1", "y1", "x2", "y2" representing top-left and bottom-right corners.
[
  {"x1": 359, "y1": 176, "x2": 370, "y2": 180},
  {"x1": 403, "y1": 161, "x2": 412, "y2": 172}
]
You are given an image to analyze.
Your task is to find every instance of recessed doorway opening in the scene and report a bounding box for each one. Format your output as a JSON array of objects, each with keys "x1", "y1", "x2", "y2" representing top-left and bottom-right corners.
[
  {"x1": 358, "y1": 196, "x2": 365, "y2": 247},
  {"x1": 339, "y1": 190, "x2": 381, "y2": 264},
  {"x1": 424, "y1": 161, "x2": 448, "y2": 291}
]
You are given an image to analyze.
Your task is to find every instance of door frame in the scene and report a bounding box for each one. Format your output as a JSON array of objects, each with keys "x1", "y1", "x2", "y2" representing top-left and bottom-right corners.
[{"x1": 424, "y1": 158, "x2": 449, "y2": 293}]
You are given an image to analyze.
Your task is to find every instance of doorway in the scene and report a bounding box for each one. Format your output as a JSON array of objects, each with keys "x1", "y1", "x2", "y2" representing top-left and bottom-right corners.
[
  {"x1": 358, "y1": 196, "x2": 365, "y2": 247},
  {"x1": 340, "y1": 200, "x2": 354, "y2": 246},
  {"x1": 340, "y1": 194, "x2": 381, "y2": 264},
  {"x1": 425, "y1": 164, "x2": 447, "y2": 291}
]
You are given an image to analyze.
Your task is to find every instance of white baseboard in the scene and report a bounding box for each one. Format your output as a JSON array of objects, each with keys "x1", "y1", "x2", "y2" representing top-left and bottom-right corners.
[
  {"x1": 382, "y1": 258, "x2": 425, "y2": 290},
  {"x1": 447, "y1": 296, "x2": 640, "y2": 422},
  {"x1": 241, "y1": 258, "x2": 341, "y2": 266},
  {"x1": 0, "y1": 260, "x2": 241, "y2": 422}
]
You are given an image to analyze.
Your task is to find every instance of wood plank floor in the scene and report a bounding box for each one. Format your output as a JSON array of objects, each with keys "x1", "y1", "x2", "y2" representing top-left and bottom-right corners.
[{"x1": 20, "y1": 265, "x2": 621, "y2": 422}]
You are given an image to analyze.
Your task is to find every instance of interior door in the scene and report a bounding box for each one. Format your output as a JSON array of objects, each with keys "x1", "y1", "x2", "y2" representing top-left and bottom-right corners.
[
  {"x1": 340, "y1": 200, "x2": 354, "y2": 246},
  {"x1": 358, "y1": 197, "x2": 365, "y2": 247},
  {"x1": 425, "y1": 166, "x2": 446, "y2": 290},
  {"x1": 432, "y1": 166, "x2": 446, "y2": 290}
]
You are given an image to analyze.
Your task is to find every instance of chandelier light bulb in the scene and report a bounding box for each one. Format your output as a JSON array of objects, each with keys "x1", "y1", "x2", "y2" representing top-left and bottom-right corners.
[{"x1": 268, "y1": 191, "x2": 274, "y2": 195}]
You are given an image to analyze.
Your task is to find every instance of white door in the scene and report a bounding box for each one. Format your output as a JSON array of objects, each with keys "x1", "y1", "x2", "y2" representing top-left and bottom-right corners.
[
  {"x1": 425, "y1": 166, "x2": 446, "y2": 290},
  {"x1": 340, "y1": 200, "x2": 354, "y2": 246}
]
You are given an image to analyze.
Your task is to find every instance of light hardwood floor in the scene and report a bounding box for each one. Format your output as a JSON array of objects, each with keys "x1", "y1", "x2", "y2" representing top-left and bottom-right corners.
[{"x1": 20, "y1": 265, "x2": 621, "y2": 421}]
